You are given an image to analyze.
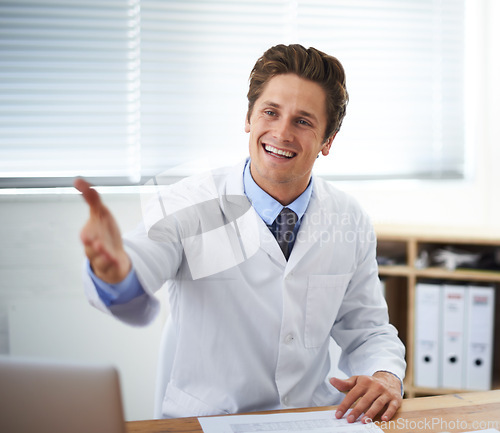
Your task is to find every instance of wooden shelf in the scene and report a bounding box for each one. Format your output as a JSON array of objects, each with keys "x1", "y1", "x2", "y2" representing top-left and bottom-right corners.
[
  {"x1": 415, "y1": 267, "x2": 500, "y2": 282},
  {"x1": 375, "y1": 225, "x2": 500, "y2": 398},
  {"x1": 380, "y1": 266, "x2": 500, "y2": 282},
  {"x1": 378, "y1": 265, "x2": 412, "y2": 277},
  {"x1": 410, "y1": 385, "x2": 500, "y2": 397}
]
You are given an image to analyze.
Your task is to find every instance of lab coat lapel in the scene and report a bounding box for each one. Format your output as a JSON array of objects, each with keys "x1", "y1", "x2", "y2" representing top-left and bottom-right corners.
[
  {"x1": 222, "y1": 161, "x2": 285, "y2": 266},
  {"x1": 258, "y1": 218, "x2": 288, "y2": 266},
  {"x1": 221, "y1": 159, "x2": 250, "y2": 216},
  {"x1": 225, "y1": 161, "x2": 288, "y2": 266},
  {"x1": 285, "y1": 182, "x2": 326, "y2": 274},
  {"x1": 218, "y1": 161, "x2": 259, "y2": 262}
]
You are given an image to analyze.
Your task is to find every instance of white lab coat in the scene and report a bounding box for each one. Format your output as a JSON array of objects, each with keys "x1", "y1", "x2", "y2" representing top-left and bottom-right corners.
[{"x1": 83, "y1": 159, "x2": 406, "y2": 418}]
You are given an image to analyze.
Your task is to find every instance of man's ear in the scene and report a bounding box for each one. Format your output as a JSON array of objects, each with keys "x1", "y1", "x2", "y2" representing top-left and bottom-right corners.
[
  {"x1": 245, "y1": 114, "x2": 251, "y2": 133},
  {"x1": 321, "y1": 133, "x2": 337, "y2": 156}
]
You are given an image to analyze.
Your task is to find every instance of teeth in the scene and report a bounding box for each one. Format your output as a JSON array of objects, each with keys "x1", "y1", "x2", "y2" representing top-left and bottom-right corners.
[{"x1": 264, "y1": 144, "x2": 295, "y2": 158}]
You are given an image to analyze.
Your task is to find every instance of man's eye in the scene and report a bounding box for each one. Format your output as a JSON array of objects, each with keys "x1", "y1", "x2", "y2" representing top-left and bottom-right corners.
[
  {"x1": 298, "y1": 119, "x2": 311, "y2": 126},
  {"x1": 264, "y1": 110, "x2": 276, "y2": 116}
]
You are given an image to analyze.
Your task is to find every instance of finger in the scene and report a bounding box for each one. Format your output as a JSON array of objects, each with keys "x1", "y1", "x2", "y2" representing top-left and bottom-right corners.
[
  {"x1": 80, "y1": 220, "x2": 98, "y2": 245},
  {"x1": 84, "y1": 237, "x2": 118, "y2": 265},
  {"x1": 346, "y1": 394, "x2": 377, "y2": 423},
  {"x1": 358, "y1": 394, "x2": 390, "y2": 423},
  {"x1": 348, "y1": 376, "x2": 389, "y2": 421},
  {"x1": 334, "y1": 380, "x2": 363, "y2": 420},
  {"x1": 337, "y1": 376, "x2": 382, "y2": 423},
  {"x1": 330, "y1": 376, "x2": 356, "y2": 393},
  {"x1": 74, "y1": 177, "x2": 104, "y2": 213},
  {"x1": 380, "y1": 398, "x2": 401, "y2": 422},
  {"x1": 73, "y1": 176, "x2": 90, "y2": 193}
]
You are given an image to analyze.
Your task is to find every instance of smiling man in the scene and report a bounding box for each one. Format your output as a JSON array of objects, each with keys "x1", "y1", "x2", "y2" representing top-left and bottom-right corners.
[
  {"x1": 246, "y1": 73, "x2": 334, "y2": 205},
  {"x1": 76, "y1": 44, "x2": 406, "y2": 423}
]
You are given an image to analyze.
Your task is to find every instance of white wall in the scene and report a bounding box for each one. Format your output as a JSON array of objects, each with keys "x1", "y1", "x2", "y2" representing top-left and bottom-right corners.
[
  {"x1": 0, "y1": 191, "x2": 167, "y2": 421},
  {"x1": 0, "y1": 0, "x2": 499, "y2": 421}
]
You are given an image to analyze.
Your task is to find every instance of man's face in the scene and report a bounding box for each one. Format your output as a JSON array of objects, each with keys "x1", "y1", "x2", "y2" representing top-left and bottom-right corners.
[{"x1": 245, "y1": 73, "x2": 334, "y2": 204}]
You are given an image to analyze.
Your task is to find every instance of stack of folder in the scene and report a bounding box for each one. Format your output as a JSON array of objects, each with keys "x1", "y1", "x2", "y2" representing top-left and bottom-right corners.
[{"x1": 414, "y1": 282, "x2": 495, "y2": 390}]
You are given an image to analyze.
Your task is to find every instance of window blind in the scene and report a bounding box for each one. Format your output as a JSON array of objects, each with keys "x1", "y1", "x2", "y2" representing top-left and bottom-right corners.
[
  {"x1": 140, "y1": 0, "x2": 291, "y2": 178},
  {"x1": 0, "y1": 0, "x2": 465, "y2": 187},
  {"x1": 302, "y1": 0, "x2": 465, "y2": 179},
  {"x1": 0, "y1": 0, "x2": 140, "y2": 187}
]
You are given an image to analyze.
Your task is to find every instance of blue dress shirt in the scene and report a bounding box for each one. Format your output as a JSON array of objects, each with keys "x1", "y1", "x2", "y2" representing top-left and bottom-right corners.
[{"x1": 242, "y1": 159, "x2": 312, "y2": 252}]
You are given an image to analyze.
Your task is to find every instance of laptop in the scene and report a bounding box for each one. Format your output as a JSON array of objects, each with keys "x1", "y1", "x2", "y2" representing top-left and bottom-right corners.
[{"x1": 0, "y1": 356, "x2": 127, "y2": 433}]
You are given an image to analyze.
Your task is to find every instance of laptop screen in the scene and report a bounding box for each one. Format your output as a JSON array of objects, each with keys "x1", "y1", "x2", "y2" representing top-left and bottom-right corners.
[{"x1": 0, "y1": 357, "x2": 126, "y2": 433}]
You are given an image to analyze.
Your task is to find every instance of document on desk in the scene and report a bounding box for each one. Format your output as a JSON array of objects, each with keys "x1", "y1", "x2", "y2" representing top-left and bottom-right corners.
[
  {"x1": 198, "y1": 410, "x2": 382, "y2": 433},
  {"x1": 463, "y1": 430, "x2": 499, "y2": 433}
]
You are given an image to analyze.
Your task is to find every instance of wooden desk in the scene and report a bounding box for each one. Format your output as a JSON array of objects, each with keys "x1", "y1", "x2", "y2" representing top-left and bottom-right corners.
[{"x1": 127, "y1": 390, "x2": 500, "y2": 433}]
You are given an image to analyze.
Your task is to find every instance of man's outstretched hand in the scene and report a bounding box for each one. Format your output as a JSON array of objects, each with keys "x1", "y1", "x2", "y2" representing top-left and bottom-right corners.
[
  {"x1": 74, "y1": 178, "x2": 131, "y2": 284},
  {"x1": 330, "y1": 371, "x2": 402, "y2": 424}
]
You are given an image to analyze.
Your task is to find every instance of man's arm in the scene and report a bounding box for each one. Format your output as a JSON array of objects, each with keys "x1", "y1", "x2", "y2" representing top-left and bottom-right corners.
[
  {"x1": 75, "y1": 178, "x2": 176, "y2": 326},
  {"x1": 327, "y1": 212, "x2": 406, "y2": 424},
  {"x1": 86, "y1": 259, "x2": 145, "y2": 306},
  {"x1": 74, "y1": 178, "x2": 131, "y2": 284}
]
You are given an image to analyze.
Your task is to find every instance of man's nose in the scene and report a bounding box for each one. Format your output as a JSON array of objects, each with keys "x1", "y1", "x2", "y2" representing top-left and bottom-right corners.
[{"x1": 272, "y1": 118, "x2": 293, "y2": 142}]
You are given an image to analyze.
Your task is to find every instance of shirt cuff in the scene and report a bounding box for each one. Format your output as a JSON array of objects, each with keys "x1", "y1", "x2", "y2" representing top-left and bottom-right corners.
[{"x1": 86, "y1": 260, "x2": 145, "y2": 307}]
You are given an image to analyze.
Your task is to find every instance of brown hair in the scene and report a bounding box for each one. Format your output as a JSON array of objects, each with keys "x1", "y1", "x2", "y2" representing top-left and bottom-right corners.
[{"x1": 247, "y1": 44, "x2": 349, "y2": 141}]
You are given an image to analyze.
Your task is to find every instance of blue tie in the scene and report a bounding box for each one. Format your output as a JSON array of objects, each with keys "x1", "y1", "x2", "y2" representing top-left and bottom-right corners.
[{"x1": 274, "y1": 207, "x2": 297, "y2": 260}]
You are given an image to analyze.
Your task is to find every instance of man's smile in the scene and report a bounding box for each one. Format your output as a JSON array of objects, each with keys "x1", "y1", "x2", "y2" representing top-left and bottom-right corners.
[{"x1": 262, "y1": 143, "x2": 296, "y2": 159}]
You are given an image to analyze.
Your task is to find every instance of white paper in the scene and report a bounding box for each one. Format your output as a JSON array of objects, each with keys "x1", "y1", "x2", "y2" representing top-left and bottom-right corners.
[
  {"x1": 198, "y1": 410, "x2": 383, "y2": 433},
  {"x1": 458, "y1": 430, "x2": 500, "y2": 433}
]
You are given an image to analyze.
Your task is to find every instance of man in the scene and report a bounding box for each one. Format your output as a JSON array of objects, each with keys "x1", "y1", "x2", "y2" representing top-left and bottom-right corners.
[{"x1": 76, "y1": 44, "x2": 405, "y2": 423}]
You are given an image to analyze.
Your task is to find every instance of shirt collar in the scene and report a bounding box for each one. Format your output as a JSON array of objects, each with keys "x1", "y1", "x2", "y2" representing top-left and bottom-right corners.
[{"x1": 243, "y1": 158, "x2": 313, "y2": 226}]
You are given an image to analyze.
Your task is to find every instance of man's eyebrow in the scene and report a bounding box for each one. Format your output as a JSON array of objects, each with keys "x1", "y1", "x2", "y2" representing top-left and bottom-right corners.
[
  {"x1": 263, "y1": 101, "x2": 280, "y2": 109},
  {"x1": 262, "y1": 101, "x2": 318, "y2": 122},
  {"x1": 298, "y1": 110, "x2": 318, "y2": 122}
]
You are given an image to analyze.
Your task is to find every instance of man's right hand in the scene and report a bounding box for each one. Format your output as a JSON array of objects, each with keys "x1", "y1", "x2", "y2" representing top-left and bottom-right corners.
[{"x1": 74, "y1": 178, "x2": 131, "y2": 284}]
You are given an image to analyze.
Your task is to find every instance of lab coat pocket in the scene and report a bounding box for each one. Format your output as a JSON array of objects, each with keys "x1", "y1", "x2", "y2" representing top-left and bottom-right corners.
[
  {"x1": 162, "y1": 383, "x2": 229, "y2": 418},
  {"x1": 305, "y1": 273, "x2": 353, "y2": 349}
]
